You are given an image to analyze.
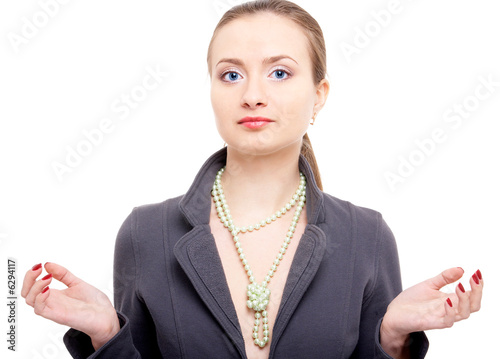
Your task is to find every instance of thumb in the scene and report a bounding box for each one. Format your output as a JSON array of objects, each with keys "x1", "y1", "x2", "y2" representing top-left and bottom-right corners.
[
  {"x1": 428, "y1": 267, "x2": 464, "y2": 290},
  {"x1": 44, "y1": 262, "x2": 82, "y2": 288}
]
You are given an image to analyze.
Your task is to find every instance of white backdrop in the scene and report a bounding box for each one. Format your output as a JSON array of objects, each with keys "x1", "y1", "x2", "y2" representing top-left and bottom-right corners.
[{"x1": 1, "y1": 0, "x2": 498, "y2": 358}]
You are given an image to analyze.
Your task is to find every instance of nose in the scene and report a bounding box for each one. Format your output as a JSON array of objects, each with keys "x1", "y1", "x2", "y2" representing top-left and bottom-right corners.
[{"x1": 240, "y1": 76, "x2": 268, "y2": 109}]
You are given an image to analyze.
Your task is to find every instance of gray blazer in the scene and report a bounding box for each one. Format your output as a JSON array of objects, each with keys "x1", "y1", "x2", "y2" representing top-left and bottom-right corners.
[{"x1": 63, "y1": 147, "x2": 428, "y2": 358}]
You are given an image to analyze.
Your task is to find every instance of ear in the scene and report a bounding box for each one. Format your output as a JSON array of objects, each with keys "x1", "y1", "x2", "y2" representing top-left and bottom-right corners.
[{"x1": 312, "y1": 78, "x2": 330, "y2": 116}]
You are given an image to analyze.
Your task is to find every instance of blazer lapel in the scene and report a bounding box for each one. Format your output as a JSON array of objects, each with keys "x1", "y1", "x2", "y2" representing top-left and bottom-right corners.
[
  {"x1": 173, "y1": 146, "x2": 327, "y2": 358},
  {"x1": 173, "y1": 222, "x2": 327, "y2": 359},
  {"x1": 267, "y1": 151, "x2": 328, "y2": 355},
  {"x1": 269, "y1": 223, "x2": 327, "y2": 357},
  {"x1": 173, "y1": 224, "x2": 246, "y2": 358}
]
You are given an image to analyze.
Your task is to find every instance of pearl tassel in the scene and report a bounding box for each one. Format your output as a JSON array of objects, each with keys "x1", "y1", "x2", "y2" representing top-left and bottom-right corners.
[{"x1": 211, "y1": 167, "x2": 306, "y2": 348}]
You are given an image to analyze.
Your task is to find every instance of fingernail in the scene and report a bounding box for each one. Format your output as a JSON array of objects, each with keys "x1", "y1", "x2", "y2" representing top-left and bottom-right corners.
[
  {"x1": 476, "y1": 269, "x2": 482, "y2": 280},
  {"x1": 42, "y1": 286, "x2": 49, "y2": 294},
  {"x1": 32, "y1": 263, "x2": 42, "y2": 271},
  {"x1": 472, "y1": 273, "x2": 479, "y2": 285},
  {"x1": 457, "y1": 267, "x2": 464, "y2": 272},
  {"x1": 446, "y1": 298, "x2": 453, "y2": 307},
  {"x1": 42, "y1": 274, "x2": 52, "y2": 280},
  {"x1": 458, "y1": 282, "x2": 465, "y2": 293}
]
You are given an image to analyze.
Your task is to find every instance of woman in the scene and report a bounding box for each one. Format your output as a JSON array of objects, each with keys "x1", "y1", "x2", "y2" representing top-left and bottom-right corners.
[{"x1": 22, "y1": 1, "x2": 483, "y2": 358}]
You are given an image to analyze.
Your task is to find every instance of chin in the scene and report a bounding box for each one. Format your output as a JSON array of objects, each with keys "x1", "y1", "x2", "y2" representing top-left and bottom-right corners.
[{"x1": 226, "y1": 140, "x2": 302, "y2": 158}]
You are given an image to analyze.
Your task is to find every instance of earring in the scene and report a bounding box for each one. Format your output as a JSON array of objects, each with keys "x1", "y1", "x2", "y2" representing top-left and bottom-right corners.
[{"x1": 310, "y1": 112, "x2": 317, "y2": 125}]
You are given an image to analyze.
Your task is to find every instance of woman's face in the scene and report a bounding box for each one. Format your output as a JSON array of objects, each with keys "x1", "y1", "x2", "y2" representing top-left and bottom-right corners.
[{"x1": 209, "y1": 13, "x2": 328, "y2": 157}]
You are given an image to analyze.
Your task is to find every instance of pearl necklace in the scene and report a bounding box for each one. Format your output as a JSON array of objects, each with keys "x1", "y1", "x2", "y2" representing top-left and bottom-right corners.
[{"x1": 211, "y1": 167, "x2": 306, "y2": 348}]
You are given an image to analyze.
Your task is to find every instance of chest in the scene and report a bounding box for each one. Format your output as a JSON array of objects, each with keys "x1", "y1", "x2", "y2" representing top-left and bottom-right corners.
[{"x1": 209, "y1": 201, "x2": 307, "y2": 359}]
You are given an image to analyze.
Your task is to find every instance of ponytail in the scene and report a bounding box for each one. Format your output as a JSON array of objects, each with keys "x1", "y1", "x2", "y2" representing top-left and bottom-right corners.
[{"x1": 301, "y1": 133, "x2": 322, "y2": 191}]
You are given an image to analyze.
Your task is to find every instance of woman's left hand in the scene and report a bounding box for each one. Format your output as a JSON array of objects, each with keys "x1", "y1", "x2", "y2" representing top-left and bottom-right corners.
[{"x1": 380, "y1": 267, "x2": 483, "y2": 357}]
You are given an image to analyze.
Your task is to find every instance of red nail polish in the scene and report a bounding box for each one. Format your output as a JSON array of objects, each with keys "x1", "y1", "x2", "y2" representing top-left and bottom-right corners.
[
  {"x1": 42, "y1": 274, "x2": 52, "y2": 280},
  {"x1": 446, "y1": 298, "x2": 453, "y2": 307},
  {"x1": 32, "y1": 263, "x2": 42, "y2": 271},
  {"x1": 458, "y1": 282, "x2": 465, "y2": 293},
  {"x1": 472, "y1": 273, "x2": 479, "y2": 285},
  {"x1": 476, "y1": 269, "x2": 482, "y2": 280},
  {"x1": 42, "y1": 286, "x2": 49, "y2": 294}
]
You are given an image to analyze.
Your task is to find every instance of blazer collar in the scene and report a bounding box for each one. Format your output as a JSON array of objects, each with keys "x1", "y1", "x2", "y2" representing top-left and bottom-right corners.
[{"x1": 174, "y1": 147, "x2": 327, "y2": 358}]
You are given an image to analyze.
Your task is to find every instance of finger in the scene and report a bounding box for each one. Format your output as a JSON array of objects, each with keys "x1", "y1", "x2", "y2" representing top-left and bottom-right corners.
[
  {"x1": 443, "y1": 298, "x2": 455, "y2": 328},
  {"x1": 454, "y1": 282, "x2": 470, "y2": 321},
  {"x1": 44, "y1": 262, "x2": 82, "y2": 288},
  {"x1": 33, "y1": 285, "x2": 51, "y2": 317},
  {"x1": 21, "y1": 263, "x2": 43, "y2": 299},
  {"x1": 428, "y1": 267, "x2": 464, "y2": 290},
  {"x1": 24, "y1": 273, "x2": 53, "y2": 307},
  {"x1": 469, "y1": 269, "x2": 483, "y2": 312}
]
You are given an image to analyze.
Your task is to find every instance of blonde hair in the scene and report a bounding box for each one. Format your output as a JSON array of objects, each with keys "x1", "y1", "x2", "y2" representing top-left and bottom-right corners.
[{"x1": 207, "y1": 0, "x2": 326, "y2": 190}]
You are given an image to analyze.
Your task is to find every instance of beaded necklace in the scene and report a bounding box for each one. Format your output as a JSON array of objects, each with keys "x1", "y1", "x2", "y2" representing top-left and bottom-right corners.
[{"x1": 211, "y1": 167, "x2": 306, "y2": 348}]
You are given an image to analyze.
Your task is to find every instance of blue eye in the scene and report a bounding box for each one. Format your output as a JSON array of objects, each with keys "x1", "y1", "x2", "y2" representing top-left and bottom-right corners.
[
  {"x1": 220, "y1": 68, "x2": 290, "y2": 83},
  {"x1": 271, "y1": 69, "x2": 290, "y2": 81},
  {"x1": 222, "y1": 71, "x2": 241, "y2": 82}
]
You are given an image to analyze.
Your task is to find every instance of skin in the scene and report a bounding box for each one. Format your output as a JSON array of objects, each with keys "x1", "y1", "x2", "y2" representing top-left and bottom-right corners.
[
  {"x1": 209, "y1": 14, "x2": 329, "y2": 358},
  {"x1": 21, "y1": 12, "x2": 483, "y2": 359},
  {"x1": 21, "y1": 262, "x2": 120, "y2": 351},
  {"x1": 208, "y1": 13, "x2": 328, "y2": 225}
]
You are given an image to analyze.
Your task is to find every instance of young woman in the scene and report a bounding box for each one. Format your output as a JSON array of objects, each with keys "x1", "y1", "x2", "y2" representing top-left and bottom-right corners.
[{"x1": 22, "y1": 1, "x2": 483, "y2": 358}]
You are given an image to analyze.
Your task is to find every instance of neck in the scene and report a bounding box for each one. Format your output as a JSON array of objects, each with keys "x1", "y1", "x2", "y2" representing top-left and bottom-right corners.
[{"x1": 220, "y1": 145, "x2": 303, "y2": 225}]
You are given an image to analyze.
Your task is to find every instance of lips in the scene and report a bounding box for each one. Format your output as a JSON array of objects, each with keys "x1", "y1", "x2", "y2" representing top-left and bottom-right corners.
[
  {"x1": 238, "y1": 116, "x2": 273, "y2": 124},
  {"x1": 238, "y1": 116, "x2": 274, "y2": 129}
]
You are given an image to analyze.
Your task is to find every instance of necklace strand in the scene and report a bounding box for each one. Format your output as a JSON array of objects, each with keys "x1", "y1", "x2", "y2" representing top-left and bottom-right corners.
[
  {"x1": 213, "y1": 169, "x2": 304, "y2": 234},
  {"x1": 211, "y1": 167, "x2": 306, "y2": 348}
]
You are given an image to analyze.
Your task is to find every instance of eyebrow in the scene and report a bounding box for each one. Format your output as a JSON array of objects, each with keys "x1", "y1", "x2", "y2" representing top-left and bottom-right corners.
[{"x1": 215, "y1": 55, "x2": 298, "y2": 67}]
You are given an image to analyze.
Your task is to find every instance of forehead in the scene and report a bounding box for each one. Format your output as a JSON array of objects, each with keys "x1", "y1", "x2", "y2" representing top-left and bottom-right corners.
[{"x1": 211, "y1": 13, "x2": 310, "y2": 66}]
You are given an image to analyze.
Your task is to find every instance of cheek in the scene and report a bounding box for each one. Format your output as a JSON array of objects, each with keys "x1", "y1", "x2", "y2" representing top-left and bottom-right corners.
[
  {"x1": 275, "y1": 88, "x2": 314, "y2": 123},
  {"x1": 210, "y1": 85, "x2": 220, "y2": 115},
  {"x1": 211, "y1": 84, "x2": 235, "y2": 118},
  {"x1": 210, "y1": 86, "x2": 234, "y2": 138},
  {"x1": 210, "y1": 87, "x2": 225, "y2": 124}
]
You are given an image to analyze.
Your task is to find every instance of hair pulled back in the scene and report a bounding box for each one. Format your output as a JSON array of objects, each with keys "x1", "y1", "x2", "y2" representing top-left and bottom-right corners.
[{"x1": 207, "y1": 0, "x2": 326, "y2": 190}]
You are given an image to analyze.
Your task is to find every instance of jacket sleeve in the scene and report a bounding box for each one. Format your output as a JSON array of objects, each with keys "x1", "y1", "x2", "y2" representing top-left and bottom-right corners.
[
  {"x1": 351, "y1": 212, "x2": 429, "y2": 358},
  {"x1": 63, "y1": 208, "x2": 162, "y2": 358}
]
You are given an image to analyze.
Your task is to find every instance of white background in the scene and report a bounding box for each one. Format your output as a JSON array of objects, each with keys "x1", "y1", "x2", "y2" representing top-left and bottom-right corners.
[{"x1": 1, "y1": 0, "x2": 498, "y2": 358}]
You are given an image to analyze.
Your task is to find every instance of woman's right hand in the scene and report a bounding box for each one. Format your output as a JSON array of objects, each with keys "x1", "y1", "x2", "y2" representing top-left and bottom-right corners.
[{"x1": 21, "y1": 262, "x2": 120, "y2": 351}]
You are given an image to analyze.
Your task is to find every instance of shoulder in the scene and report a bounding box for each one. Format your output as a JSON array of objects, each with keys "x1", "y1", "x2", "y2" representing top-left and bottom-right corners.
[
  {"x1": 115, "y1": 195, "x2": 190, "y2": 264},
  {"x1": 320, "y1": 191, "x2": 387, "y2": 235},
  {"x1": 318, "y1": 191, "x2": 397, "y2": 269},
  {"x1": 319, "y1": 192, "x2": 401, "y2": 295},
  {"x1": 116, "y1": 194, "x2": 187, "y2": 241},
  {"x1": 126, "y1": 194, "x2": 184, "y2": 222},
  {"x1": 133, "y1": 194, "x2": 183, "y2": 214}
]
